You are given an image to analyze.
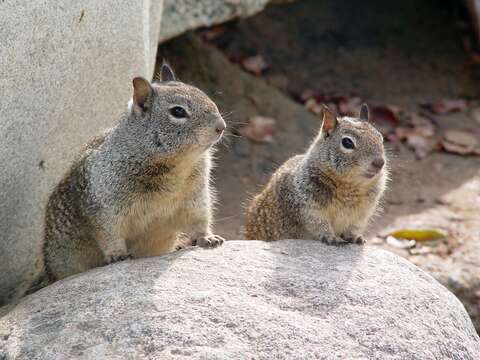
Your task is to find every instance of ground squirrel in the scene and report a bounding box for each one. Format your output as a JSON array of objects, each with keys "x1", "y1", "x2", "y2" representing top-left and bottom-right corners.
[
  {"x1": 42, "y1": 64, "x2": 226, "y2": 281},
  {"x1": 245, "y1": 104, "x2": 387, "y2": 245}
]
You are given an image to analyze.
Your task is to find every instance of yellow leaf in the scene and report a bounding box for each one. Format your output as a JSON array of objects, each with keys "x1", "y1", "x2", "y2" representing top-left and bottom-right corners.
[{"x1": 389, "y1": 229, "x2": 447, "y2": 241}]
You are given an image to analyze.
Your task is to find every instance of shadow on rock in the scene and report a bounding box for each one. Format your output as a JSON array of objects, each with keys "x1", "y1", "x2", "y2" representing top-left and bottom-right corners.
[{"x1": 263, "y1": 240, "x2": 364, "y2": 315}]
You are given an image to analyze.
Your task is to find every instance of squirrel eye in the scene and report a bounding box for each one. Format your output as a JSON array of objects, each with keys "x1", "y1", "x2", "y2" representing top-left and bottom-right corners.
[
  {"x1": 341, "y1": 137, "x2": 355, "y2": 150},
  {"x1": 169, "y1": 106, "x2": 187, "y2": 119}
]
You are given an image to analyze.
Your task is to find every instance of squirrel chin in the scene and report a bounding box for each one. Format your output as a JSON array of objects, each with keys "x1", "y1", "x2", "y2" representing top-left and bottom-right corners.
[
  {"x1": 361, "y1": 170, "x2": 382, "y2": 181},
  {"x1": 201, "y1": 134, "x2": 223, "y2": 149},
  {"x1": 193, "y1": 142, "x2": 216, "y2": 153}
]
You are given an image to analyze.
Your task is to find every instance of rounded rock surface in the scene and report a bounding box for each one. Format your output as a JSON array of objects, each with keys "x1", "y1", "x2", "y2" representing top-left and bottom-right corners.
[{"x1": 0, "y1": 240, "x2": 479, "y2": 359}]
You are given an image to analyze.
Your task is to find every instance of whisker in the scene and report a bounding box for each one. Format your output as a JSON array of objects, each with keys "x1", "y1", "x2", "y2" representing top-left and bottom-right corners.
[
  {"x1": 221, "y1": 110, "x2": 234, "y2": 118},
  {"x1": 218, "y1": 141, "x2": 232, "y2": 152},
  {"x1": 226, "y1": 121, "x2": 248, "y2": 126},
  {"x1": 224, "y1": 133, "x2": 242, "y2": 138}
]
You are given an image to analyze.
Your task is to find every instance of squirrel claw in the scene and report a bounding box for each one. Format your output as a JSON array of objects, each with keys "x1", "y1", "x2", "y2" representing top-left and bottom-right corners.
[
  {"x1": 341, "y1": 233, "x2": 365, "y2": 245},
  {"x1": 354, "y1": 236, "x2": 366, "y2": 245},
  {"x1": 105, "y1": 253, "x2": 133, "y2": 264},
  {"x1": 193, "y1": 234, "x2": 225, "y2": 248},
  {"x1": 319, "y1": 235, "x2": 348, "y2": 246},
  {"x1": 175, "y1": 244, "x2": 186, "y2": 251}
]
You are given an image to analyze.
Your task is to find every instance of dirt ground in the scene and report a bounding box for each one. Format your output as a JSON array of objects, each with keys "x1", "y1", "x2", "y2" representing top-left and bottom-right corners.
[{"x1": 157, "y1": 0, "x2": 480, "y2": 330}]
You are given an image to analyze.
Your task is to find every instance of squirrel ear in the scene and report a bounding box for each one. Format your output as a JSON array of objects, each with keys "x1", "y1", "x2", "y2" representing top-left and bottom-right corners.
[
  {"x1": 132, "y1": 77, "x2": 152, "y2": 115},
  {"x1": 160, "y1": 63, "x2": 176, "y2": 82},
  {"x1": 321, "y1": 105, "x2": 337, "y2": 137},
  {"x1": 359, "y1": 103, "x2": 369, "y2": 121}
]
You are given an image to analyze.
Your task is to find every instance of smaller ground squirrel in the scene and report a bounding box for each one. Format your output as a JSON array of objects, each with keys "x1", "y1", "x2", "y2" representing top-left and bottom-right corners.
[
  {"x1": 42, "y1": 64, "x2": 226, "y2": 282},
  {"x1": 245, "y1": 104, "x2": 387, "y2": 245}
]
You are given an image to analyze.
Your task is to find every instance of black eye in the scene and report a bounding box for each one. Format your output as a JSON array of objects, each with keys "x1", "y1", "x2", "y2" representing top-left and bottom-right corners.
[
  {"x1": 169, "y1": 106, "x2": 187, "y2": 118},
  {"x1": 341, "y1": 137, "x2": 355, "y2": 149}
]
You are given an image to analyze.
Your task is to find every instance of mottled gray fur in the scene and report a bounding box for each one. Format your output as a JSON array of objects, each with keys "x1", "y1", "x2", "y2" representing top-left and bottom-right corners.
[
  {"x1": 245, "y1": 104, "x2": 388, "y2": 245},
  {"x1": 42, "y1": 65, "x2": 226, "y2": 282}
]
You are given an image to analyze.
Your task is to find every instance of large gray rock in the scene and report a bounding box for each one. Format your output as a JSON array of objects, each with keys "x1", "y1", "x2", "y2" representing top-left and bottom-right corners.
[
  {"x1": 1, "y1": 240, "x2": 478, "y2": 359},
  {"x1": 0, "y1": 0, "x2": 271, "y2": 305},
  {"x1": 0, "y1": 0, "x2": 162, "y2": 306}
]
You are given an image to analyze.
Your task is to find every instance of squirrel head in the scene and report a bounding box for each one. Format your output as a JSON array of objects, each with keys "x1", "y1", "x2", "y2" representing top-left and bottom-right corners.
[
  {"x1": 311, "y1": 104, "x2": 386, "y2": 183},
  {"x1": 127, "y1": 64, "x2": 226, "y2": 156}
]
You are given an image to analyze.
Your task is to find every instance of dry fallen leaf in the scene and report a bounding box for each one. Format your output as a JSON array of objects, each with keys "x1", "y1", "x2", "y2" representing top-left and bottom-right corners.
[
  {"x1": 471, "y1": 108, "x2": 480, "y2": 125},
  {"x1": 408, "y1": 114, "x2": 435, "y2": 138},
  {"x1": 386, "y1": 104, "x2": 402, "y2": 116},
  {"x1": 440, "y1": 130, "x2": 480, "y2": 156},
  {"x1": 370, "y1": 105, "x2": 401, "y2": 137},
  {"x1": 298, "y1": 89, "x2": 327, "y2": 104},
  {"x1": 384, "y1": 133, "x2": 401, "y2": 143},
  {"x1": 370, "y1": 105, "x2": 400, "y2": 126},
  {"x1": 304, "y1": 98, "x2": 323, "y2": 115},
  {"x1": 393, "y1": 114, "x2": 436, "y2": 158},
  {"x1": 239, "y1": 116, "x2": 277, "y2": 143},
  {"x1": 413, "y1": 124, "x2": 435, "y2": 139},
  {"x1": 441, "y1": 141, "x2": 480, "y2": 156},
  {"x1": 337, "y1": 97, "x2": 363, "y2": 116},
  {"x1": 443, "y1": 130, "x2": 478, "y2": 146},
  {"x1": 389, "y1": 229, "x2": 447, "y2": 242},
  {"x1": 406, "y1": 133, "x2": 433, "y2": 159},
  {"x1": 199, "y1": 25, "x2": 226, "y2": 41},
  {"x1": 241, "y1": 55, "x2": 270, "y2": 76},
  {"x1": 441, "y1": 141, "x2": 471, "y2": 155},
  {"x1": 394, "y1": 127, "x2": 410, "y2": 141},
  {"x1": 386, "y1": 236, "x2": 416, "y2": 249},
  {"x1": 424, "y1": 99, "x2": 467, "y2": 114},
  {"x1": 299, "y1": 89, "x2": 315, "y2": 103}
]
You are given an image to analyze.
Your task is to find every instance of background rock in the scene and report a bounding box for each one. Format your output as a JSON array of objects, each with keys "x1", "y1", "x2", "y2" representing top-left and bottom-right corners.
[
  {"x1": 0, "y1": 0, "x2": 272, "y2": 306},
  {"x1": 159, "y1": 0, "x2": 270, "y2": 41},
  {"x1": 379, "y1": 173, "x2": 480, "y2": 332},
  {"x1": 0, "y1": 240, "x2": 479, "y2": 359}
]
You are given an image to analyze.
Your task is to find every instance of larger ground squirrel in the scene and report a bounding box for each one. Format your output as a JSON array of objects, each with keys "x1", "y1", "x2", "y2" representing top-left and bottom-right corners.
[
  {"x1": 245, "y1": 104, "x2": 387, "y2": 245},
  {"x1": 42, "y1": 64, "x2": 226, "y2": 281}
]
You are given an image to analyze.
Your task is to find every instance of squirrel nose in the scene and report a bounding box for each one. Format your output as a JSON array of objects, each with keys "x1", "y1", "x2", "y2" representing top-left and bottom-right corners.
[
  {"x1": 371, "y1": 158, "x2": 385, "y2": 170},
  {"x1": 215, "y1": 121, "x2": 226, "y2": 134}
]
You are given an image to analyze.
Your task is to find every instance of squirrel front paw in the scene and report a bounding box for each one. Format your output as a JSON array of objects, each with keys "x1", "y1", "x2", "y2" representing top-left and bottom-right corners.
[
  {"x1": 318, "y1": 234, "x2": 348, "y2": 246},
  {"x1": 192, "y1": 234, "x2": 225, "y2": 248},
  {"x1": 340, "y1": 233, "x2": 365, "y2": 245},
  {"x1": 105, "y1": 253, "x2": 133, "y2": 264}
]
